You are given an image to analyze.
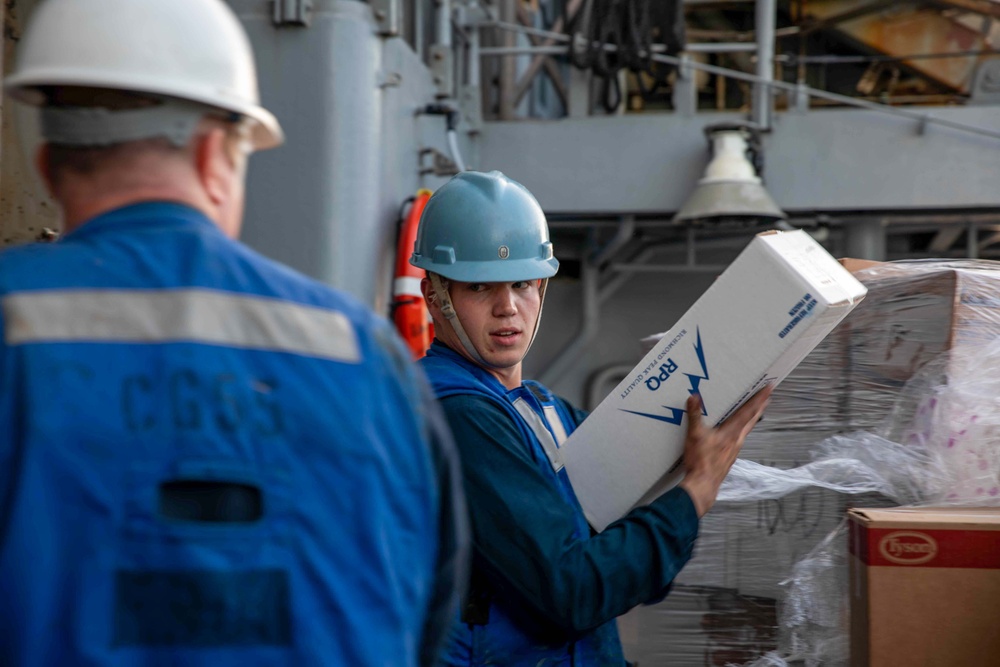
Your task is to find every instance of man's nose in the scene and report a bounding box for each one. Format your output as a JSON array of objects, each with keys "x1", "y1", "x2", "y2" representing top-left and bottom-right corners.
[{"x1": 493, "y1": 286, "x2": 517, "y2": 316}]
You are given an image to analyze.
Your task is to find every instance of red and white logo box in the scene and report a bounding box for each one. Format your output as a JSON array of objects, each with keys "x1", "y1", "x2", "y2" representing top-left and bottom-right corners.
[{"x1": 849, "y1": 506, "x2": 1000, "y2": 667}]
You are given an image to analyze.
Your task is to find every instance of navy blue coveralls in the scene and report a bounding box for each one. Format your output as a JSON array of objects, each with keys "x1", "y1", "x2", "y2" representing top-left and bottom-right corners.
[
  {"x1": 0, "y1": 203, "x2": 467, "y2": 667},
  {"x1": 420, "y1": 341, "x2": 699, "y2": 666}
]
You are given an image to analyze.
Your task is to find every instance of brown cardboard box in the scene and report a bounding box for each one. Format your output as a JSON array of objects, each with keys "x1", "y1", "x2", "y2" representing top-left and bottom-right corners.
[
  {"x1": 848, "y1": 507, "x2": 1000, "y2": 667},
  {"x1": 838, "y1": 257, "x2": 884, "y2": 273}
]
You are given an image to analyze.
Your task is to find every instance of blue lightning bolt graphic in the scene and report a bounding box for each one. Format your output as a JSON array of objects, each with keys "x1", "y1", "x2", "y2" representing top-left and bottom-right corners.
[
  {"x1": 683, "y1": 327, "x2": 711, "y2": 412},
  {"x1": 620, "y1": 327, "x2": 710, "y2": 426}
]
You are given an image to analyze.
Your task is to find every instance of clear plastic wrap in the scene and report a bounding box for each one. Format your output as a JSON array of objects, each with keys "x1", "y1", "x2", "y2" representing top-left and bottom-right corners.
[
  {"x1": 620, "y1": 260, "x2": 1000, "y2": 667},
  {"x1": 717, "y1": 433, "x2": 944, "y2": 506},
  {"x1": 767, "y1": 521, "x2": 851, "y2": 667}
]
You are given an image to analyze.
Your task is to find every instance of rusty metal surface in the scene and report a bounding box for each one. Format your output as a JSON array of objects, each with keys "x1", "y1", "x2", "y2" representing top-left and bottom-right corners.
[
  {"x1": 804, "y1": 0, "x2": 989, "y2": 92},
  {"x1": 1, "y1": 0, "x2": 59, "y2": 249},
  {"x1": 934, "y1": 0, "x2": 1000, "y2": 20}
]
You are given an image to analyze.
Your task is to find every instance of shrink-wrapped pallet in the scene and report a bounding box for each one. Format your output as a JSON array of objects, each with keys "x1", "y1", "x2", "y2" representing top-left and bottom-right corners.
[{"x1": 621, "y1": 260, "x2": 1000, "y2": 667}]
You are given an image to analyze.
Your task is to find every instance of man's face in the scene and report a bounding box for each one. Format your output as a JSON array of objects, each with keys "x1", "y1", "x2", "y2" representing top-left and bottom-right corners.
[{"x1": 445, "y1": 279, "x2": 542, "y2": 370}]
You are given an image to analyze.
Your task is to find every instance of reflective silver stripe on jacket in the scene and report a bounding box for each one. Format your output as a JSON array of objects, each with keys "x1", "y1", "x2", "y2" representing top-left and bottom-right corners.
[
  {"x1": 512, "y1": 397, "x2": 564, "y2": 473},
  {"x1": 542, "y1": 405, "x2": 569, "y2": 446},
  {"x1": 2, "y1": 289, "x2": 362, "y2": 363}
]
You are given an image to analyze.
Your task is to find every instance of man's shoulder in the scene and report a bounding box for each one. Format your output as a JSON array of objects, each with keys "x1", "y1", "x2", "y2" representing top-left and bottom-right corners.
[
  {"x1": 438, "y1": 393, "x2": 519, "y2": 435},
  {"x1": 439, "y1": 392, "x2": 506, "y2": 412},
  {"x1": 0, "y1": 241, "x2": 80, "y2": 292},
  {"x1": 238, "y1": 251, "x2": 411, "y2": 373},
  {"x1": 227, "y1": 238, "x2": 375, "y2": 320},
  {"x1": 419, "y1": 351, "x2": 501, "y2": 401}
]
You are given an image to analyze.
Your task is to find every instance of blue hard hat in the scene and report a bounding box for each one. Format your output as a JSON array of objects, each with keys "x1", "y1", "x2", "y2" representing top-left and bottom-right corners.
[{"x1": 410, "y1": 171, "x2": 559, "y2": 282}]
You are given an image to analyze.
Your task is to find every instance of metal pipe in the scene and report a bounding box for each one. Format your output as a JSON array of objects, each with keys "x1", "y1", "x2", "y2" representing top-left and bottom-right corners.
[
  {"x1": 608, "y1": 264, "x2": 732, "y2": 273},
  {"x1": 437, "y1": 0, "x2": 452, "y2": 49},
  {"x1": 446, "y1": 129, "x2": 467, "y2": 171},
  {"x1": 473, "y1": 19, "x2": 572, "y2": 42},
  {"x1": 844, "y1": 219, "x2": 886, "y2": 260},
  {"x1": 592, "y1": 216, "x2": 636, "y2": 266},
  {"x1": 784, "y1": 49, "x2": 1000, "y2": 65},
  {"x1": 753, "y1": 0, "x2": 776, "y2": 130},
  {"x1": 480, "y1": 43, "x2": 757, "y2": 56},
  {"x1": 414, "y1": 0, "x2": 424, "y2": 59},
  {"x1": 498, "y1": 0, "x2": 517, "y2": 120},
  {"x1": 468, "y1": 21, "x2": 481, "y2": 87},
  {"x1": 479, "y1": 21, "x2": 754, "y2": 52},
  {"x1": 598, "y1": 245, "x2": 658, "y2": 306},
  {"x1": 480, "y1": 45, "x2": 568, "y2": 56},
  {"x1": 686, "y1": 42, "x2": 758, "y2": 53},
  {"x1": 968, "y1": 222, "x2": 979, "y2": 259}
]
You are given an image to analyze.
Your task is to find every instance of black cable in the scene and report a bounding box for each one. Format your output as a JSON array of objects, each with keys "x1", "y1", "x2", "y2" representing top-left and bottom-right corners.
[
  {"x1": 567, "y1": 0, "x2": 596, "y2": 69},
  {"x1": 599, "y1": 72, "x2": 623, "y2": 112},
  {"x1": 565, "y1": 0, "x2": 685, "y2": 109},
  {"x1": 592, "y1": 0, "x2": 621, "y2": 78},
  {"x1": 623, "y1": 0, "x2": 655, "y2": 97},
  {"x1": 622, "y1": 0, "x2": 652, "y2": 73},
  {"x1": 784, "y1": 49, "x2": 1000, "y2": 66}
]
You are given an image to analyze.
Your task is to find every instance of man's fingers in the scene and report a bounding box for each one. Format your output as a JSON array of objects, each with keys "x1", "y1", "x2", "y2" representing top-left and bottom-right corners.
[
  {"x1": 719, "y1": 387, "x2": 772, "y2": 432},
  {"x1": 685, "y1": 394, "x2": 704, "y2": 436},
  {"x1": 723, "y1": 385, "x2": 773, "y2": 436}
]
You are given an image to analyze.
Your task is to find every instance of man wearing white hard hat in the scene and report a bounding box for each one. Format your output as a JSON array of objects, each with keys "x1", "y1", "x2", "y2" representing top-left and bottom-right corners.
[{"x1": 0, "y1": 1, "x2": 467, "y2": 665}]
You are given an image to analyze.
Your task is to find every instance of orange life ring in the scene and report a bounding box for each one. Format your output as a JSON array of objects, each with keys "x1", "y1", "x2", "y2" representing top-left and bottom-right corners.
[{"x1": 393, "y1": 189, "x2": 435, "y2": 359}]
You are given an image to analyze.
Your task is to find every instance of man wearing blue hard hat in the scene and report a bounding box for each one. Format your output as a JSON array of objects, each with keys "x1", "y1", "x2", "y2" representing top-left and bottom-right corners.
[{"x1": 412, "y1": 170, "x2": 771, "y2": 666}]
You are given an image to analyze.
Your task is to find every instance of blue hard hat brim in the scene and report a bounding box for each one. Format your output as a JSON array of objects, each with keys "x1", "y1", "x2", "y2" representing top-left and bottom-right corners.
[{"x1": 413, "y1": 256, "x2": 559, "y2": 283}]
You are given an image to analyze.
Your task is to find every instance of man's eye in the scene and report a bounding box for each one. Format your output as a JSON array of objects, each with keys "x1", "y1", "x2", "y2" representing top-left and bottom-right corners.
[
  {"x1": 468, "y1": 283, "x2": 485, "y2": 292},
  {"x1": 512, "y1": 281, "x2": 528, "y2": 289}
]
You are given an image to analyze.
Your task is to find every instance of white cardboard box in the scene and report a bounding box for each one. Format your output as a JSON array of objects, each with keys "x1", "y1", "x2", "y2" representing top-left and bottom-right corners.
[{"x1": 562, "y1": 230, "x2": 868, "y2": 531}]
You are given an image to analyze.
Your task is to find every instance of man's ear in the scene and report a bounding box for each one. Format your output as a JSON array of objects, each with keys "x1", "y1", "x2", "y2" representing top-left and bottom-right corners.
[
  {"x1": 421, "y1": 276, "x2": 447, "y2": 321},
  {"x1": 420, "y1": 276, "x2": 436, "y2": 309},
  {"x1": 35, "y1": 144, "x2": 57, "y2": 198},
  {"x1": 194, "y1": 127, "x2": 231, "y2": 207}
]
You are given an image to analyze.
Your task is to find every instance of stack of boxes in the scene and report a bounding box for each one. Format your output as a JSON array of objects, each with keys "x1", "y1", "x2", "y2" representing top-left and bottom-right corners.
[{"x1": 621, "y1": 260, "x2": 1000, "y2": 666}]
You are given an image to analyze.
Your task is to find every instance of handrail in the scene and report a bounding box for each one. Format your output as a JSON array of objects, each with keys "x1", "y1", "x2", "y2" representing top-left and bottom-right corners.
[{"x1": 470, "y1": 20, "x2": 1000, "y2": 143}]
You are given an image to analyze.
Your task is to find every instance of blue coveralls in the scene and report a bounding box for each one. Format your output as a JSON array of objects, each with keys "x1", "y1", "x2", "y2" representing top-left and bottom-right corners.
[
  {"x1": 420, "y1": 342, "x2": 700, "y2": 667},
  {"x1": 0, "y1": 202, "x2": 466, "y2": 667}
]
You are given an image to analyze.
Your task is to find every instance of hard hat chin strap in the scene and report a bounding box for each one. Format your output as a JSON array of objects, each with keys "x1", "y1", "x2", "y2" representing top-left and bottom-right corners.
[
  {"x1": 429, "y1": 272, "x2": 489, "y2": 367},
  {"x1": 429, "y1": 273, "x2": 549, "y2": 373},
  {"x1": 528, "y1": 278, "x2": 548, "y2": 355}
]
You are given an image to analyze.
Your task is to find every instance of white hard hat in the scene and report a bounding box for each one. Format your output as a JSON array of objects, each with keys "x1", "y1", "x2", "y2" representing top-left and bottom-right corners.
[{"x1": 4, "y1": 0, "x2": 283, "y2": 150}]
